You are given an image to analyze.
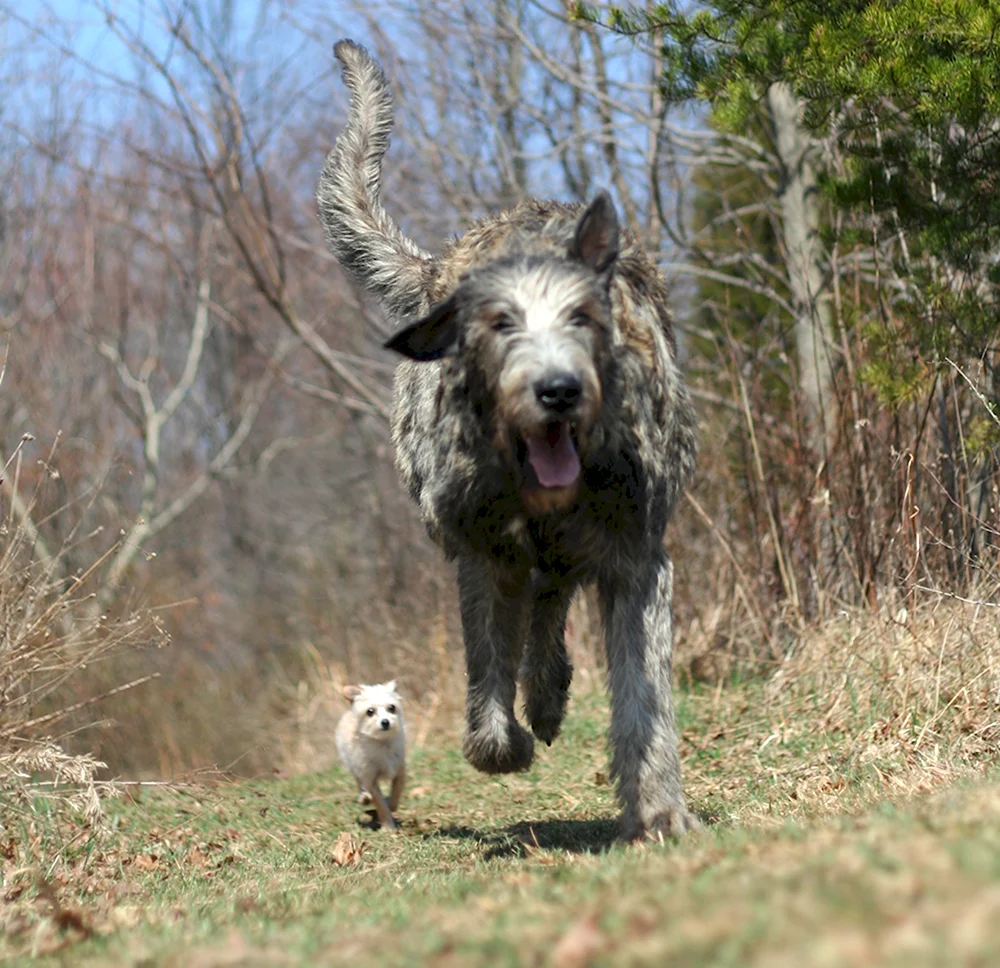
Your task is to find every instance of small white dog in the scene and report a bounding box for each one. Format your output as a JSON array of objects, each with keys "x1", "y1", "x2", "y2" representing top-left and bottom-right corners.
[{"x1": 335, "y1": 680, "x2": 406, "y2": 830}]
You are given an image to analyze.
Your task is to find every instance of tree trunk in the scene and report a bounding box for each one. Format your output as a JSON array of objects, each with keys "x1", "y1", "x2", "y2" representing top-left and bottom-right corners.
[
  {"x1": 768, "y1": 82, "x2": 837, "y2": 463},
  {"x1": 768, "y1": 82, "x2": 839, "y2": 602}
]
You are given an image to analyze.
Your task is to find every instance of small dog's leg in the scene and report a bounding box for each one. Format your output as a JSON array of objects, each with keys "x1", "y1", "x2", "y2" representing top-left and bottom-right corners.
[
  {"x1": 458, "y1": 555, "x2": 535, "y2": 774},
  {"x1": 520, "y1": 579, "x2": 574, "y2": 746},
  {"x1": 600, "y1": 550, "x2": 698, "y2": 842},
  {"x1": 389, "y1": 768, "x2": 406, "y2": 812},
  {"x1": 366, "y1": 784, "x2": 397, "y2": 831}
]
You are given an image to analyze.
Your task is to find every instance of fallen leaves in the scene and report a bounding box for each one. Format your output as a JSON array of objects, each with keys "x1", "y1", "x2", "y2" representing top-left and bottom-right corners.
[
  {"x1": 331, "y1": 831, "x2": 365, "y2": 867},
  {"x1": 133, "y1": 852, "x2": 164, "y2": 872}
]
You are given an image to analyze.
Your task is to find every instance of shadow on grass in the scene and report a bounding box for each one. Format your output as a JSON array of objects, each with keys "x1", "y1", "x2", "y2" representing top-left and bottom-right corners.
[
  {"x1": 429, "y1": 818, "x2": 619, "y2": 858},
  {"x1": 428, "y1": 807, "x2": 722, "y2": 859}
]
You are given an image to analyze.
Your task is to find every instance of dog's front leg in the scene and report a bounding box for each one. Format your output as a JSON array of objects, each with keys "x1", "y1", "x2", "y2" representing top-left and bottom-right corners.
[
  {"x1": 458, "y1": 554, "x2": 534, "y2": 774},
  {"x1": 366, "y1": 784, "x2": 397, "y2": 831},
  {"x1": 520, "y1": 577, "x2": 575, "y2": 746},
  {"x1": 389, "y1": 768, "x2": 406, "y2": 812},
  {"x1": 600, "y1": 549, "x2": 698, "y2": 842}
]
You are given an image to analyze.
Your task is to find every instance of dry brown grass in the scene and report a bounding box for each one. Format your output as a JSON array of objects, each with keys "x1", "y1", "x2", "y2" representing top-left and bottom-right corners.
[
  {"x1": 768, "y1": 595, "x2": 1000, "y2": 767},
  {"x1": 676, "y1": 589, "x2": 1000, "y2": 829},
  {"x1": 1, "y1": 438, "x2": 169, "y2": 823}
]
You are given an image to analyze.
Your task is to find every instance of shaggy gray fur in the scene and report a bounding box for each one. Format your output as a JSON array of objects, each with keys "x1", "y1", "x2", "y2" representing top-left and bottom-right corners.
[
  {"x1": 317, "y1": 41, "x2": 432, "y2": 319},
  {"x1": 317, "y1": 40, "x2": 699, "y2": 841}
]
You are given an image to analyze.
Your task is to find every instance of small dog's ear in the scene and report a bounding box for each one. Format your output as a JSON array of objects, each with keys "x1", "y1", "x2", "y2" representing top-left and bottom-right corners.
[
  {"x1": 386, "y1": 679, "x2": 397, "y2": 694},
  {"x1": 384, "y1": 296, "x2": 459, "y2": 361},
  {"x1": 342, "y1": 685, "x2": 362, "y2": 702},
  {"x1": 569, "y1": 191, "x2": 619, "y2": 275}
]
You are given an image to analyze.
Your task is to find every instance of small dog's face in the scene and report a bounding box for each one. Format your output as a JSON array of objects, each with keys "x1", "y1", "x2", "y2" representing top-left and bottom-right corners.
[
  {"x1": 386, "y1": 193, "x2": 619, "y2": 517},
  {"x1": 342, "y1": 681, "x2": 403, "y2": 741}
]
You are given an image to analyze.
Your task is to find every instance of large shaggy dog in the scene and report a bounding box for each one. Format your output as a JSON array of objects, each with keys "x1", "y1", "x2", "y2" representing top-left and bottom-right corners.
[{"x1": 317, "y1": 41, "x2": 698, "y2": 840}]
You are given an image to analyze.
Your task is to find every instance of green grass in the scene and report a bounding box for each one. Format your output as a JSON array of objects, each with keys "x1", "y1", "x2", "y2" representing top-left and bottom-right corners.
[{"x1": 5, "y1": 681, "x2": 1000, "y2": 966}]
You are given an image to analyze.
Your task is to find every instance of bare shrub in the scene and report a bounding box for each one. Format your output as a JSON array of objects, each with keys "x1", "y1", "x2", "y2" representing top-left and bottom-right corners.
[{"x1": 0, "y1": 435, "x2": 167, "y2": 822}]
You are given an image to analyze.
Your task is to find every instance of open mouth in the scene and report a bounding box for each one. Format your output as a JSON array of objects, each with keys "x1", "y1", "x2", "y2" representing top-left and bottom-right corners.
[{"x1": 520, "y1": 421, "x2": 581, "y2": 490}]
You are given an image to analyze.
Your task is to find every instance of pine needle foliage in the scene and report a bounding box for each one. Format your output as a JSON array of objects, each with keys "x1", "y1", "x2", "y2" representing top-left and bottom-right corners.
[{"x1": 595, "y1": 0, "x2": 1000, "y2": 374}]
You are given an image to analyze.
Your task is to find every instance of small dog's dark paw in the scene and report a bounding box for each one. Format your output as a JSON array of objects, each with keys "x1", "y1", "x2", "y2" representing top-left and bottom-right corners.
[{"x1": 463, "y1": 721, "x2": 535, "y2": 774}]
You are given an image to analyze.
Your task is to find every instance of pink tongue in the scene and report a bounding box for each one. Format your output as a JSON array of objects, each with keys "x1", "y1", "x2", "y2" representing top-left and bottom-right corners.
[{"x1": 525, "y1": 424, "x2": 581, "y2": 489}]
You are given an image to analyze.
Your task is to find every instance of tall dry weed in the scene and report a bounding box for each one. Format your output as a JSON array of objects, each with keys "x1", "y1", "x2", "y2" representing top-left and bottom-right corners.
[{"x1": 0, "y1": 433, "x2": 167, "y2": 823}]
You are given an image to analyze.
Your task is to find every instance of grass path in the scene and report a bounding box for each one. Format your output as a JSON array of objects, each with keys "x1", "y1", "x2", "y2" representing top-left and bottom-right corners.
[{"x1": 4, "y1": 674, "x2": 1000, "y2": 965}]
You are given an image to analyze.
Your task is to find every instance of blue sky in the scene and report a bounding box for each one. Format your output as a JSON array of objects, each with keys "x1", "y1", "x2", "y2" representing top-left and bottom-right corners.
[{"x1": 2, "y1": 1, "x2": 342, "y2": 158}]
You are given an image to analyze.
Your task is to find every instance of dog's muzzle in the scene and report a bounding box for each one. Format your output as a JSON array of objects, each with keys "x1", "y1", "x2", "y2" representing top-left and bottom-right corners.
[{"x1": 521, "y1": 373, "x2": 584, "y2": 492}]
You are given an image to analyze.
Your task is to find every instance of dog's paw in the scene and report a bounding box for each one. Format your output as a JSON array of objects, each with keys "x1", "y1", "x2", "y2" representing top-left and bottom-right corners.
[
  {"x1": 521, "y1": 657, "x2": 572, "y2": 746},
  {"x1": 356, "y1": 791, "x2": 373, "y2": 807},
  {"x1": 524, "y1": 689, "x2": 569, "y2": 747},
  {"x1": 525, "y1": 702, "x2": 567, "y2": 746},
  {"x1": 463, "y1": 721, "x2": 535, "y2": 774},
  {"x1": 620, "y1": 804, "x2": 700, "y2": 843}
]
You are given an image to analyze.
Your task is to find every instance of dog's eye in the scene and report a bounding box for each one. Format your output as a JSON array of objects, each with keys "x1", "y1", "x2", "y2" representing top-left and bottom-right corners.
[
  {"x1": 570, "y1": 312, "x2": 594, "y2": 328},
  {"x1": 386, "y1": 704, "x2": 396, "y2": 714},
  {"x1": 366, "y1": 707, "x2": 376, "y2": 717},
  {"x1": 491, "y1": 314, "x2": 516, "y2": 333}
]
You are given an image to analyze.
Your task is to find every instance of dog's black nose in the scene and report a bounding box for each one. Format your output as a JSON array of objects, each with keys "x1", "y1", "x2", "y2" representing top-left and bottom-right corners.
[
  {"x1": 380, "y1": 718, "x2": 391, "y2": 730},
  {"x1": 535, "y1": 373, "x2": 582, "y2": 413}
]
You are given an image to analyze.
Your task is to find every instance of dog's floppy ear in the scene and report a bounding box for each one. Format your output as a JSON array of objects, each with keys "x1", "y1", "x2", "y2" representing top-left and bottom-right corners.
[
  {"x1": 384, "y1": 295, "x2": 459, "y2": 361},
  {"x1": 569, "y1": 191, "x2": 619, "y2": 275},
  {"x1": 342, "y1": 685, "x2": 362, "y2": 702}
]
